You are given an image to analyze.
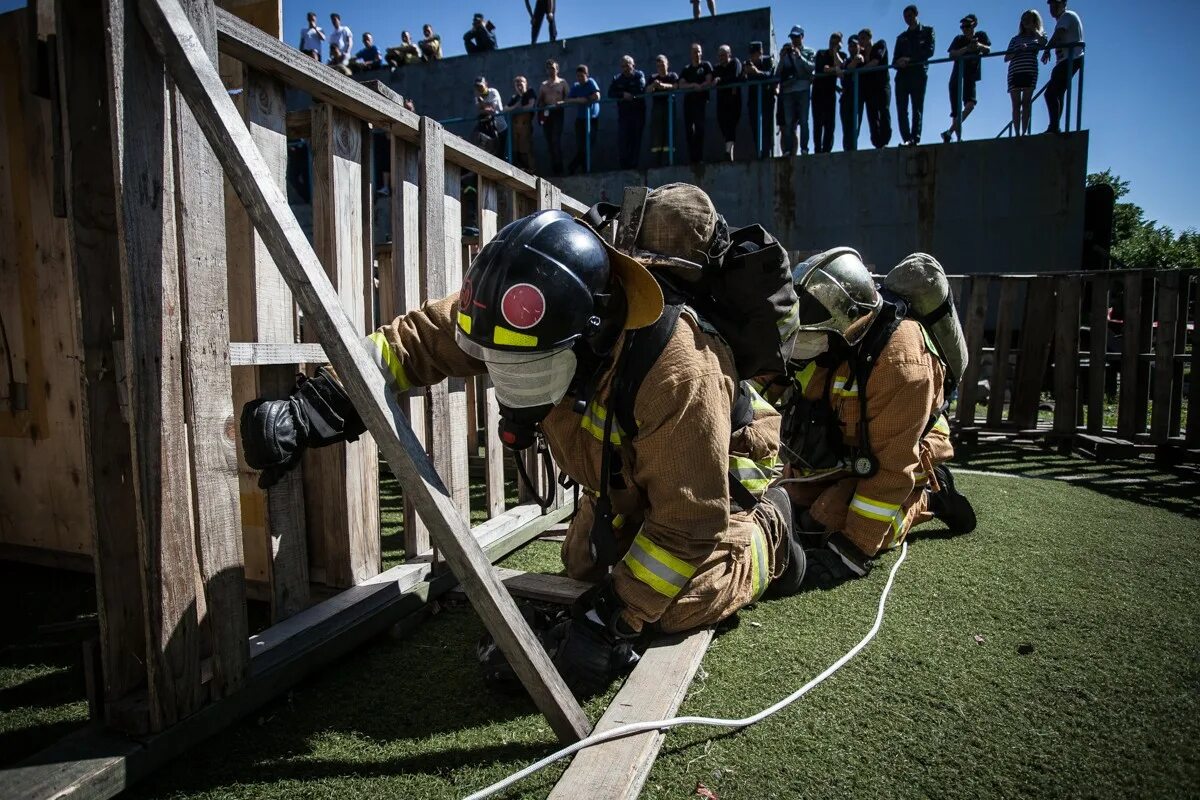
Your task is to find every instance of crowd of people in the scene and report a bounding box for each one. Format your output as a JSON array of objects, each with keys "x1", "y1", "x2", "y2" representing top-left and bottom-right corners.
[{"x1": 300, "y1": 1, "x2": 1085, "y2": 173}]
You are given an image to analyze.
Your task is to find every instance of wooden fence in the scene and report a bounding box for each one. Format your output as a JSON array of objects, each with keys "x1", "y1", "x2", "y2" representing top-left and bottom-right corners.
[{"x1": 0, "y1": 0, "x2": 585, "y2": 750}]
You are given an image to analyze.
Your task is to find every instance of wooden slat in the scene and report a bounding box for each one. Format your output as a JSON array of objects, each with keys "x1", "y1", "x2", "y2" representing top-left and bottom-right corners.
[
  {"x1": 106, "y1": 0, "x2": 202, "y2": 730},
  {"x1": 1150, "y1": 271, "x2": 1181, "y2": 443},
  {"x1": 1009, "y1": 276, "x2": 1056, "y2": 429},
  {"x1": 137, "y1": 0, "x2": 590, "y2": 742},
  {"x1": 57, "y1": 0, "x2": 148, "y2": 727},
  {"x1": 1087, "y1": 275, "x2": 1109, "y2": 433},
  {"x1": 384, "y1": 133, "x2": 431, "y2": 556},
  {"x1": 450, "y1": 567, "x2": 591, "y2": 605},
  {"x1": 1052, "y1": 276, "x2": 1081, "y2": 434},
  {"x1": 1117, "y1": 271, "x2": 1143, "y2": 436},
  {"x1": 443, "y1": 159, "x2": 471, "y2": 520},
  {"x1": 1134, "y1": 274, "x2": 1154, "y2": 434},
  {"x1": 303, "y1": 102, "x2": 380, "y2": 588},
  {"x1": 172, "y1": 0, "x2": 249, "y2": 698},
  {"x1": 956, "y1": 276, "x2": 990, "y2": 426},
  {"x1": 477, "y1": 177, "x2": 506, "y2": 518},
  {"x1": 986, "y1": 279, "x2": 1017, "y2": 427},
  {"x1": 548, "y1": 627, "x2": 715, "y2": 800},
  {"x1": 229, "y1": 342, "x2": 325, "y2": 365},
  {"x1": 1188, "y1": 274, "x2": 1200, "y2": 447}
]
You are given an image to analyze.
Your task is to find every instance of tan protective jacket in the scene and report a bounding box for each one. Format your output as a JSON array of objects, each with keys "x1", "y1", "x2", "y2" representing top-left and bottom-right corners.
[
  {"x1": 367, "y1": 295, "x2": 783, "y2": 630},
  {"x1": 781, "y1": 319, "x2": 954, "y2": 556}
]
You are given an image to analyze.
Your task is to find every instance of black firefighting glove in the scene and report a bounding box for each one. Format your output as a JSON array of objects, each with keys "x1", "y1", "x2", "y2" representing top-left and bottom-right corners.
[
  {"x1": 240, "y1": 367, "x2": 367, "y2": 489},
  {"x1": 550, "y1": 580, "x2": 641, "y2": 697},
  {"x1": 802, "y1": 531, "x2": 873, "y2": 591}
]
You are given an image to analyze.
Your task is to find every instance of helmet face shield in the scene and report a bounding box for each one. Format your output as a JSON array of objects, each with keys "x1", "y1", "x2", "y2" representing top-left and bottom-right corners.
[
  {"x1": 456, "y1": 330, "x2": 578, "y2": 409},
  {"x1": 792, "y1": 248, "x2": 881, "y2": 346}
]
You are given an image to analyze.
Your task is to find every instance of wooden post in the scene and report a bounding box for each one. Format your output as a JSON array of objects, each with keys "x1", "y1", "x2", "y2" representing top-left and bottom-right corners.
[
  {"x1": 986, "y1": 279, "x2": 1017, "y2": 428},
  {"x1": 1188, "y1": 272, "x2": 1199, "y2": 447},
  {"x1": 442, "y1": 159, "x2": 471, "y2": 520},
  {"x1": 58, "y1": 0, "x2": 149, "y2": 731},
  {"x1": 384, "y1": 134, "x2": 430, "y2": 556},
  {"x1": 1117, "y1": 271, "x2": 1143, "y2": 436},
  {"x1": 106, "y1": 0, "x2": 203, "y2": 730},
  {"x1": 304, "y1": 102, "x2": 381, "y2": 588},
  {"x1": 136, "y1": 0, "x2": 590, "y2": 741},
  {"x1": 956, "y1": 277, "x2": 990, "y2": 427},
  {"x1": 172, "y1": 0, "x2": 249, "y2": 699},
  {"x1": 1010, "y1": 276, "x2": 1056, "y2": 429},
  {"x1": 1134, "y1": 273, "x2": 1154, "y2": 434},
  {"x1": 1150, "y1": 271, "x2": 1180, "y2": 443},
  {"x1": 478, "y1": 177, "x2": 506, "y2": 518},
  {"x1": 1087, "y1": 275, "x2": 1109, "y2": 434},
  {"x1": 1052, "y1": 276, "x2": 1081, "y2": 435}
]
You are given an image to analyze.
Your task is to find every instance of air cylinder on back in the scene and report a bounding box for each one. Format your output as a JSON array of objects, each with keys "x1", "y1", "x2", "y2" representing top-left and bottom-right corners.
[{"x1": 883, "y1": 253, "x2": 968, "y2": 387}]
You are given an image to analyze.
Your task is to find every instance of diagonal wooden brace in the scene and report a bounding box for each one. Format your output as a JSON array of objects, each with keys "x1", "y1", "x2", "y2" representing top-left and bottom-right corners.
[{"x1": 135, "y1": 0, "x2": 590, "y2": 742}]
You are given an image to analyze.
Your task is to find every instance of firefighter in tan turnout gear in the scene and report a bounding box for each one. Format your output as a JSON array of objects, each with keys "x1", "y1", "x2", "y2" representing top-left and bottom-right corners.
[
  {"x1": 771, "y1": 247, "x2": 977, "y2": 588},
  {"x1": 240, "y1": 185, "x2": 804, "y2": 695}
]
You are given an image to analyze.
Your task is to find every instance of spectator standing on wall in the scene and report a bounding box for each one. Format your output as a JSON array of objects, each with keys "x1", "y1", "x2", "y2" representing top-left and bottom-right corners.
[
  {"x1": 1042, "y1": 0, "x2": 1085, "y2": 134},
  {"x1": 940, "y1": 14, "x2": 991, "y2": 143},
  {"x1": 690, "y1": 0, "x2": 716, "y2": 20},
  {"x1": 473, "y1": 76, "x2": 508, "y2": 156},
  {"x1": 812, "y1": 32, "x2": 843, "y2": 154},
  {"x1": 839, "y1": 35, "x2": 864, "y2": 151},
  {"x1": 299, "y1": 12, "x2": 324, "y2": 61},
  {"x1": 609, "y1": 55, "x2": 647, "y2": 170},
  {"x1": 647, "y1": 55, "x2": 680, "y2": 165},
  {"x1": 328, "y1": 13, "x2": 353, "y2": 72},
  {"x1": 464, "y1": 13, "x2": 498, "y2": 54},
  {"x1": 352, "y1": 32, "x2": 383, "y2": 72},
  {"x1": 1006, "y1": 10, "x2": 1047, "y2": 137},
  {"x1": 742, "y1": 40, "x2": 776, "y2": 159},
  {"x1": 386, "y1": 31, "x2": 422, "y2": 68},
  {"x1": 712, "y1": 45, "x2": 742, "y2": 161},
  {"x1": 778, "y1": 25, "x2": 816, "y2": 156},
  {"x1": 857, "y1": 28, "x2": 892, "y2": 148},
  {"x1": 525, "y1": 0, "x2": 557, "y2": 45},
  {"x1": 538, "y1": 59, "x2": 570, "y2": 174},
  {"x1": 567, "y1": 64, "x2": 601, "y2": 173},
  {"x1": 893, "y1": 4, "x2": 935, "y2": 146},
  {"x1": 419, "y1": 24, "x2": 443, "y2": 61},
  {"x1": 677, "y1": 43, "x2": 714, "y2": 163},
  {"x1": 506, "y1": 75, "x2": 538, "y2": 171}
]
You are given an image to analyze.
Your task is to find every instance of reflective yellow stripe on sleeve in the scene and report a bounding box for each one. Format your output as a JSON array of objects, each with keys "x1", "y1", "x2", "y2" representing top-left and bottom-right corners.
[
  {"x1": 622, "y1": 529, "x2": 698, "y2": 599},
  {"x1": 746, "y1": 383, "x2": 774, "y2": 414},
  {"x1": 933, "y1": 414, "x2": 951, "y2": 435},
  {"x1": 579, "y1": 400, "x2": 625, "y2": 445},
  {"x1": 367, "y1": 331, "x2": 411, "y2": 391},
  {"x1": 749, "y1": 524, "x2": 770, "y2": 601},
  {"x1": 794, "y1": 361, "x2": 817, "y2": 393},
  {"x1": 849, "y1": 493, "x2": 902, "y2": 523},
  {"x1": 730, "y1": 455, "x2": 777, "y2": 497}
]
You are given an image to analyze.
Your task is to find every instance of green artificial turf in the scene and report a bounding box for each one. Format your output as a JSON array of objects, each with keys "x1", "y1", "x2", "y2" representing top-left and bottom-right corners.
[{"x1": 5, "y1": 444, "x2": 1198, "y2": 799}]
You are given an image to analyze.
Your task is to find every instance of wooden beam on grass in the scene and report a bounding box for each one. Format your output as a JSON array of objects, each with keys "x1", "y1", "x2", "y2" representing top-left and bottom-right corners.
[
  {"x1": 548, "y1": 627, "x2": 716, "y2": 800},
  {"x1": 450, "y1": 568, "x2": 592, "y2": 605},
  {"x1": 137, "y1": 0, "x2": 589, "y2": 743}
]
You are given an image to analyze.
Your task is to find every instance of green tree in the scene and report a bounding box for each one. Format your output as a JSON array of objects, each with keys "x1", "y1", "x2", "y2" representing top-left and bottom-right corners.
[{"x1": 1086, "y1": 170, "x2": 1199, "y2": 269}]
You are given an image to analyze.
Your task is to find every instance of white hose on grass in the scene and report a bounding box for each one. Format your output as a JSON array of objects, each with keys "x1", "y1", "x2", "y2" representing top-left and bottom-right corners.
[{"x1": 463, "y1": 540, "x2": 910, "y2": 800}]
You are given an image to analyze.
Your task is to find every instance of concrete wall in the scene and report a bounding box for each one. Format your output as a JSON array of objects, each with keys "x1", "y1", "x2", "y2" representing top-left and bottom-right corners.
[
  {"x1": 554, "y1": 132, "x2": 1089, "y2": 275},
  {"x1": 318, "y1": 8, "x2": 779, "y2": 173}
]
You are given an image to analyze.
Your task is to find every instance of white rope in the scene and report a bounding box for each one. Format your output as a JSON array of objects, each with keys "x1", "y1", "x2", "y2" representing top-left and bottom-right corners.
[{"x1": 463, "y1": 541, "x2": 910, "y2": 800}]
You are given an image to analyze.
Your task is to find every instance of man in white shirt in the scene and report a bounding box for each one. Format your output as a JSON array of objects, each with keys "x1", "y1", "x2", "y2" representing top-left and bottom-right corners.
[
  {"x1": 299, "y1": 11, "x2": 324, "y2": 61},
  {"x1": 328, "y1": 13, "x2": 353, "y2": 67},
  {"x1": 1041, "y1": 0, "x2": 1084, "y2": 133}
]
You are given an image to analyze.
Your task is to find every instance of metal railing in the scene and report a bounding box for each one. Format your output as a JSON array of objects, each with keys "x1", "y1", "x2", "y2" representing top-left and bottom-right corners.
[{"x1": 432, "y1": 41, "x2": 1084, "y2": 173}]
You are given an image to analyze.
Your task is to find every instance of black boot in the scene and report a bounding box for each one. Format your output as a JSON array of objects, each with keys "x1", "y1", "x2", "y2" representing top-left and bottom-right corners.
[
  {"x1": 241, "y1": 367, "x2": 367, "y2": 488},
  {"x1": 927, "y1": 464, "x2": 977, "y2": 534},
  {"x1": 803, "y1": 532, "x2": 873, "y2": 591},
  {"x1": 762, "y1": 486, "x2": 807, "y2": 598}
]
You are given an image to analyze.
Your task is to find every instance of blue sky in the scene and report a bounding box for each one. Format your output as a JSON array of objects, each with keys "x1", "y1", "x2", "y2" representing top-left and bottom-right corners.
[{"x1": 5, "y1": 0, "x2": 1196, "y2": 233}]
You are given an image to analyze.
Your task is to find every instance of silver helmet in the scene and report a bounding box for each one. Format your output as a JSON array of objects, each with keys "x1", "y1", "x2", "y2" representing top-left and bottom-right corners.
[{"x1": 791, "y1": 247, "x2": 881, "y2": 346}]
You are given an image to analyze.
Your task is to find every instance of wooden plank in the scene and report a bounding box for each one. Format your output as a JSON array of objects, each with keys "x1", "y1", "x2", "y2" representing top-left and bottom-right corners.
[
  {"x1": 478, "y1": 178, "x2": 506, "y2": 518},
  {"x1": 106, "y1": 0, "x2": 202, "y2": 731},
  {"x1": 1150, "y1": 271, "x2": 1181, "y2": 443},
  {"x1": 450, "y1": 567, "x2": 591, "y2": 604},
  {"x1": 172, "y1": 0, "x2": 249, "y2": 699},
  {"x1": 303, "y1": 102, "x2": 380, "y2": 589},
  {"x1": 229, "y1": 342, "x2": 325, "y2": 365},
  {"x1": 548, "y1": 627, "x2": 716, "y2": 800},
  {"x1": 1189, "y1": 273, "x2": 1200, "y2": 447},
  {"x1": 1118, "y1": 271, "x2": 1144, "y2": 436},
  {"x1": 1087, "y1": 275, "x2": 1109, "y2": 433},
  {"x1": 1134, "y1": 273, "x2": 1154, "y2": 434},
  {"x1": 55, "y1": 0, "x2": 149, "y2": 726},
  {"x1": 1009, "y1": 276, "x2": 1056, "y2": 429},
  {"x1": 986, "y1": 279, "x2": 1017, "y2": 428},
  {"x1": 443, "y1": 159, "x2": 471, "y2": 520},
  {"x1": 384, "y1": 134, "x2": 430, "y2": 556},
  {"x1": 956, "y1": 276, "x2": 990, "y2": 426},
  {"x1": 1052, "y1": 276, "x2": 1081, "y2": 434},
  {"x1": 137, "y1": 0, "x2": 590, "y2": 742}
]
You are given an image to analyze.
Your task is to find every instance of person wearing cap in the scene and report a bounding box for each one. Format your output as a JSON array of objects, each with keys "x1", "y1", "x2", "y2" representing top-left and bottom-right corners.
[
  {"x1": 766, "y1": 249, "x2": 976, "y2": 589},
  {"x1": 778, "y1": 25, "x2": 816, "y2": 156},
  {"x1": 239, "y1": 184, "x2": 800, "y2": 696},
  {"x1": 463, "y1": 12, "x2": 497, "y2": 54},
  {"x1": 857, "y1": 28, "x2": 892, "y2": 148},
  {"x1": 1042, "y1": 0, "x2": 1085, "y2": 134},
  {"x1": 893, "y1": 4, "x2": 935, "y2": 146},
  {"x1": 940, "y1": 14, "x2": 991, "y2": 143},
  {"x1": 608, "y1": 55, "x2": 647, "y2": 170},
  {"x1": 741, "y1": 40, "x2": 776, "y2": 159},
  {"x1": 838, "y1": 35, "x2": 865, "y2": 151}
]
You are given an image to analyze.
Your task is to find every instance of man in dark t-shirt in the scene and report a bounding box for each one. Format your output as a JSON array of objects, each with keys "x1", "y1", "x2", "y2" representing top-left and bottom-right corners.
[
  {"x1": 609, "y1": 55, "x2": 647, "y2": 169},
  {"x1": 505, "y1": 75, "x2": 538, "y2": 171},
  {"x1": 941, "y1": 13, "x2": 991, "y2": 142},
  {"x1": 678, "y1": 43, "x2": 714, "y2": 163},
  {"x1": 742, "y1": 40, "x2": 776, "y2": 158},
  {"x1": 893, "y1": 4, "x2": 935, "y2": 145},
  {"x1": 857, "y1": 28, "x2": 892, "y2": 148}
]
